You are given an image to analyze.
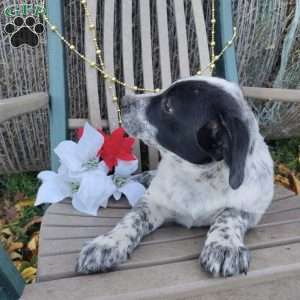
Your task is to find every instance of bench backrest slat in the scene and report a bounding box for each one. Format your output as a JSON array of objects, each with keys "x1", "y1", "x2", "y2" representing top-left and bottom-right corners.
[
  {"x1": 139, "y1": 0, "x2": 160, "y2": 169},
  {"x1": 103, "y1": 0, "x2": 119, "y2": 130},
  {"x1": 174, "y1": 0, "x2": 190, "y2": 78},
  {"x1": 79, "y1": 0, "x2": 210, "y2": 169},
  {"x1": 122, "y1": 0, "x2": 142, "y2": 169},
  {"x1": 85, "y1": 0, "x2": 102, "y2": 128},
  {"x1": 191, "y1": 0, "x2": 211, "y2": 75},
  {"x1": 156, "y1": 0, "x2": 172, "y2": 88}
]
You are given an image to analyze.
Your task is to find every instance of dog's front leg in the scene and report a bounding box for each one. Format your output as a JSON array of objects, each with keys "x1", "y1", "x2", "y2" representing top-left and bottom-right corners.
[
  {"x1": 200, "y1": 208, "x2": 254, "y2": 277},
  {"x1": 76, "y1": 199, "x2": 168, "y2": 274}
]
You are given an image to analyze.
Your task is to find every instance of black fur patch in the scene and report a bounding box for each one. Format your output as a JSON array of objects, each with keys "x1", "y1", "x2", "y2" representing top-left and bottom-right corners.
[{"x1": 145, "y1": 80, "x2": 250, "y2": 189}]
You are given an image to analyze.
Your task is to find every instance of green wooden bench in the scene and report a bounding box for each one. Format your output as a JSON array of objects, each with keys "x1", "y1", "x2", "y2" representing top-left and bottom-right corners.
[{"x1": 0, "y1": 245, "x2": 25, "y2": 300}]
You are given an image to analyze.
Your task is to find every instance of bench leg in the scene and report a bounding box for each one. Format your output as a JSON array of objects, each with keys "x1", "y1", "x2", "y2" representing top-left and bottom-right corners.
[{"x1": 76, "y1": 199, "x2": 170, "y2": 274}]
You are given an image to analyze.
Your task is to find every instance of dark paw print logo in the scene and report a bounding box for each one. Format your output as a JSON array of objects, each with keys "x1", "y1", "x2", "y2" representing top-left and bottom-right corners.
[{"x1": 4, "y1": 16, "x2": 44, "y2": 48}]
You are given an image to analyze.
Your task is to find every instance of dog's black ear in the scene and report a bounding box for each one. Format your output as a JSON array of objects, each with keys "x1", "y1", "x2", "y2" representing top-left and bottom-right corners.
[
  {"x1": 197, "y1": 119, "x2": 227, "y2": 162},
  {"x1": 220, "y1": 115, "x2": 250, "y2": 189},
  {"x1": 197, "y1": 114, "x2": 250, "y2": 189}
]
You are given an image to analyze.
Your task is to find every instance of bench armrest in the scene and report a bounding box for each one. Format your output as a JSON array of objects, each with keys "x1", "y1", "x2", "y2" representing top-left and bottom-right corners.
[
  {"x1": 0, "y1": 93, "x2": 49, "y2": 123},
  {"x1": 242, "y1": 87, "x2": 300, "y2": 103}
]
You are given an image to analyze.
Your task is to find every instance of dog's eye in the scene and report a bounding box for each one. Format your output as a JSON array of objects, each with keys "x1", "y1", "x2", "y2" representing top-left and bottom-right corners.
[
  {"x1": 162, "y1": 98, "x2": 173, "y2": 114},
  {"x1": 194, "y1": 88, "x2": 201, "y2": 95}
]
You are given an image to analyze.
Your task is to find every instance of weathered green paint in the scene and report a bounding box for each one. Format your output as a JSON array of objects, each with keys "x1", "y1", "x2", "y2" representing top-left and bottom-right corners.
[
  {"x1": 47, "y1": 0, "x2": 68, "y2": 171},
  {"x1": 217, "y1": 0, "x2": 239, "y2": 83},
  {"x1": 0, "y1": 244, "x2": 25, "y2": 300}
]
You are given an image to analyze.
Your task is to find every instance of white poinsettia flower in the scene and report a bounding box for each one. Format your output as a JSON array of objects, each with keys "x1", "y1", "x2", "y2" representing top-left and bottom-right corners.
[
  {"x1": 35, "y1": 122, "x2": 146, "y2": 215},
  {"x1": 35, "y1": 170, "x2": 74, "y2": 206},
  {"x1": 54, "y1": 122, "x2": 105, "y2": 173},
  {"x1": 111, "y1": 159, "x2": 146, "y2": 207},
  {"x1": 35, "y1": 167, "x2": 115, "y2": 216},
  {"x1": 72, "y1": 170, "x2": 116, "y2": 216}
]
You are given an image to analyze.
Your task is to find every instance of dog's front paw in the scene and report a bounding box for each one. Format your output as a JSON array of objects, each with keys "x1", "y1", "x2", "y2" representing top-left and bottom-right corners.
[
  {"x1": 200, "y1": 241, "x2": 250, "y2": 277},
  {"x1": 76, "y1": 235, "x2": 129, "y2": 274}
]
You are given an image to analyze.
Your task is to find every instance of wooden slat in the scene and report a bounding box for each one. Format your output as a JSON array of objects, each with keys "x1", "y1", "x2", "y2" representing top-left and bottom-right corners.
[
  {"x1": 0, "y1": 93, "x2": 48, "y2": 123},
  {"x1": 37, "y1": 187, "x2": 300, "y2": 283},
  {"x1": 191, "y1": 0, "x2": 211, "y2": 75},
  {"x1": 47, "y1": 0, "x2": 68, "y2": 171},
  {"x1": 23, "y1": 248, "x2": 300, "y2": 300},
  {"x1": 218, "y1": 0, "x2": 239, "y2": 83},
  {"x1": 41, "y1": 224, "x2": 203, "y2": 241},
  {"x1": 42, "y1": 214, "x2": 119, "y2": 227},
  {"x1": 44, "y1": 185, "x2": 295, "y2": 218},
  {"x1": 261, "y1": 209, "x2": 300, "y2": 224},
  {"x1": 0, "y1": 245, "x2": 25, "y2": 300},
  {"x1": 174, "y1": 0, "x2": 190, "y2": 78},
  {"x1": 139, "y1": 0, "x2": 159, "y2": 169},
  {"x1": 68, "y1": 118, "x2": 108, "y2": 129},
  {"x1": 103, "y1": 0, "x2": 119, "y2": 130},
  {"x1": 266, "y1": 196, "x2": 300, "y2": 214},
  {"x1": 38, "y1": 227, "x2": 300, "y2": 282},
  {"x1": 156, "y1": 0, "x2": 172, "y2": 87},
  {"x1": 242, "y1": 86, "x2": 300, "y2": 103},
  {"x1": 273, "y1": 185, "x2": 295, "y2": 200},
  {"x1": 122, "y1": 0, "x2": 142, "y2": 170},
  {"x1": 37, "y1": 210, "x2": 300, "y2": 281},
  {"x1": 39, "y1": 219, "x2": 300, "y2": 257},
  {"x1": 85, "y1": 0, "x2": 102, "y2": 128},
  {"x1": 47, "y1": 203, "x2": 129, "y2": 217}
]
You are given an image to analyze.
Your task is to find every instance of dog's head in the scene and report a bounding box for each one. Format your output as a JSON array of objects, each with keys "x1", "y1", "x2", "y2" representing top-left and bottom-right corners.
[{"x1": 121, "y1": 77, "x2": 251, "y2": 189}]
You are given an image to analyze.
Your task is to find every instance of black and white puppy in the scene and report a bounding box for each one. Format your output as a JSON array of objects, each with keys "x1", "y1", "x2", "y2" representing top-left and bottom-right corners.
[{"x1": 76, "y1": 76, "x2": 274, "y2": 277}]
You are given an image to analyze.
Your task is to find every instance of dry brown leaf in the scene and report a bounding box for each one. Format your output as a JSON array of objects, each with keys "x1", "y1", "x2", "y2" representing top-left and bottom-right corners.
[
  {"x1": 23, "y1": 216, "x2": 42, "y2": 233},
  {"x1": 289, "y1": 173, "x2": 300, "y2": 195},
  {"x1": 13, "y1": 260, "x2": 22, "y2": 271},
  {"x1": 21, "y1": 267, "x2": 37, "y2": 283},
  {"x1": 15, "y1": 198, "x2": 35, "y2": 211},
  {"x1": 8, "y1": 242, "x2": 24, "y2": 253},
  {"x1": 275, "y1": 174, "x2": 290, "y2": 189},
  {"x1": 1, "y1": 227, "x2": 13, "y2": 237},
  {"x1": 4, "y1": 207, "x2": 18, "y2": 222},
  {"x1": 277, "y1": 164, "x2": 291, "y2": 176},
  {"x1": 10, "y1": 251, "x2": 22, "y2": 260},
  {"x1": 27, "y1": 233, "x2": 39, "y2": 254},
  {"x1": 14, "y1": 192, "x2": 25, "y2": 202}
]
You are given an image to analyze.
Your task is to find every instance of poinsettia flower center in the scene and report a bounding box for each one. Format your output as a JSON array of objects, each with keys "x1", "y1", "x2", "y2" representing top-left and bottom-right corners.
[
  {"x1": 112, "y1": 174, "x2": 128, "y2": 188},
  {"x1": 70, "y1": 182, "x2": 80, "y2": 193},
  {"x1": 81, "y1": 158, "x2": 100, "y2": 170}
]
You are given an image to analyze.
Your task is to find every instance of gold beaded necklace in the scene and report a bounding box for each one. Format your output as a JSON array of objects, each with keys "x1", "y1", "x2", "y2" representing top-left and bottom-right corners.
[{"x1": 41, "y1": 0, "x2": 236, "y2": 126}]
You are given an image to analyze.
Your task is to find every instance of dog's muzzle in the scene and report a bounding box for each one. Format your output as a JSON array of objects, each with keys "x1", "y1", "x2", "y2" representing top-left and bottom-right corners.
[
  {"x1": 121, "y1": 94, "x2": 137, "y2": 114},
  {"x1": 120, "y1": 94, "x2": 142, "y2": 137}
]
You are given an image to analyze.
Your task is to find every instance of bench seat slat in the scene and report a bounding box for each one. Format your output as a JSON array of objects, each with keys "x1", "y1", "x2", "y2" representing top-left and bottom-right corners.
[
  {"x1": 29, "y1": 243, "x2": 300, "y2": 300},
  {"x1": 38, "y1": 204, "x2": 300, "y2": 281},
  {"x1": 39, "y1": 220, "x2": 300, "y2": 258}
]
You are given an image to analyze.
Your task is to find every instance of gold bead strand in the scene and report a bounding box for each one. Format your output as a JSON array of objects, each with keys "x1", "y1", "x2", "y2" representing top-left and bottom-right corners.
[
  {"x1": 80, "y1": 0, "x2": 105, "y2": 70},
  {"x1": 79, "y1": 0, "x2": 158, "y2": 94},
  {"x1": 210, "y1": 0, "x2": 216, "y2": 72},
  {"x1": 41, "y1": 0, "x2": 236, "y2": 100}
]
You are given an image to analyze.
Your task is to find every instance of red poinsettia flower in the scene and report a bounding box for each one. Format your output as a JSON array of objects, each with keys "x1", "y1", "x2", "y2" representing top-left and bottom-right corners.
[{"x1": 99, "y1": 127, "x2": 136, "y2": 170}]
